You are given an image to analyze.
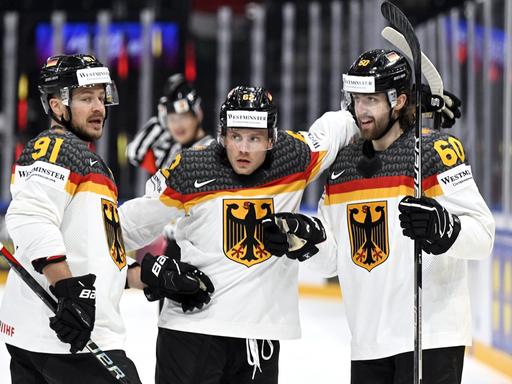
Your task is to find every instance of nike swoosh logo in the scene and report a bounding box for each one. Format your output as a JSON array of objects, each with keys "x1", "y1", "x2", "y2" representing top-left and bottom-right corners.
[
  {"x1": 89, "y1": 159, "x2": 98, "y2": 166},
  {"x1": 194, "y1": 179, "x2": 216, "y2": 188},
  {"x1": 330, "y1": 170, "x2": 345, "y2": 180}
]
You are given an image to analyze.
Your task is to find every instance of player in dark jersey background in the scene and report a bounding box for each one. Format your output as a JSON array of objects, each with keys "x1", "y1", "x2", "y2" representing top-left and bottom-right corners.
[
  {"x1": 127, "y1": 73, "x2": 212, "y2": 174},
  {"x1": 127, "y1": 74, "x2": 214, "y2": 265}
]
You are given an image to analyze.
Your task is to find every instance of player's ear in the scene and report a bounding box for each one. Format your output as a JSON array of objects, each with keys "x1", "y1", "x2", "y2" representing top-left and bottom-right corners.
[
  {"x1": 49, "y1": 97, "x2": 65, "y2": 118},
  {"x1": 395, "y1": 93, "x2": 408, "y2": 111},
  {"x1": 195, "y1": 107, "x2": 204, "y2": 124}
]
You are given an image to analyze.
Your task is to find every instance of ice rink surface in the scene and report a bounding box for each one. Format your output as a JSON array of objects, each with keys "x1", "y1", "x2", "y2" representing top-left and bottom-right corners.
[{"x1": 1, "y1": 288, "x2": 511, "y2": 384}]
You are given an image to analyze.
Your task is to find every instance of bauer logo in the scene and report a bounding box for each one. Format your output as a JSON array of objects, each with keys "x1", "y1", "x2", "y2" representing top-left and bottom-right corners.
[
  {"x1": 342, "y1": 74, "x2": 375, "y2": 93},
  {"x1": 76, "y1": 67, "x2": 111, "y2": 86},
  {"x1": 226, "y1": 111, "x2": 268, "y2": 129},
  {"x1": 437, "y1": 164, "x2": 474, "y2": 195}
]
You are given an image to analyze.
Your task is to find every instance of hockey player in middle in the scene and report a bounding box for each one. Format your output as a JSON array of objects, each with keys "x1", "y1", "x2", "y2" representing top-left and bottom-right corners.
[{"x1": 119, "y1": 85, "x2": 358, "y2": 383}]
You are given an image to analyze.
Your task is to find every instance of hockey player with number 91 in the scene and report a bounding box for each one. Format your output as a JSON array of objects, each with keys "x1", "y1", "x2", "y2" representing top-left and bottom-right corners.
[
  {"x1": 307, "y1": 49, "x2": 494, "y2": 383},
  {"x1": 0, "y1": 54, "x2": 212, "y2": 384}
]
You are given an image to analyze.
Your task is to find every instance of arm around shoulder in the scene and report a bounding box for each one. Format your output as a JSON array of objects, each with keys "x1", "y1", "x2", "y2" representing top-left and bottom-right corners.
[{"x1": 120, "y1": 169, "x2": 185, "y2": 252}]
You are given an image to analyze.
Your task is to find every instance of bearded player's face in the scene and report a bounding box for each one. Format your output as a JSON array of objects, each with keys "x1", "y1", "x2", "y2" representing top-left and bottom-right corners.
[
  {"x1": 352, "y1": 92, "x2": 392, "y2": 140},
  {"x1": 69, "y1": 85, "x2": 107, "y2": 141}
]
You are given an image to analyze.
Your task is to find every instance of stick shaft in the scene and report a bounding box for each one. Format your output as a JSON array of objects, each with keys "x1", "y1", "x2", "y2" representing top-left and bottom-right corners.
[
  {"x1": 381, "y1": 2, "x2": 423, "y2": 383},
  {"x1": 0, "y1": 243, "x2": 131, "y2": 384}
]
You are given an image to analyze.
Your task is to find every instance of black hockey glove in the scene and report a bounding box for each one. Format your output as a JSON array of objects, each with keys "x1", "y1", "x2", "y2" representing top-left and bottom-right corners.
[
  {"x1": 420, "y1": 84, "x2": 462, "y2": 129},
  {"x1": 439, "y1": 90, "x2": 462, "y2": 128},
  {"x1": 398, "y1": 196, "x2": 461, "y2": 255},
  {"x1": 49, "y1": 274, "x2": 96, "y2": 353},
  {"x1": 166, "y1": 289, "x2": 214, "y2": 313},
  {"x1": 141, "y1": 253, "x2": 214, "y2": 303},
  {"x1": 262, "y1": 213, "x2": 327, "y2": 261}
]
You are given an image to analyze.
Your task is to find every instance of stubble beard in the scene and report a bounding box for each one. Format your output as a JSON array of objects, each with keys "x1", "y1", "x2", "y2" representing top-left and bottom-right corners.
[{"x1": 73, "y1": 122, "x2": 103, "y2": 142}]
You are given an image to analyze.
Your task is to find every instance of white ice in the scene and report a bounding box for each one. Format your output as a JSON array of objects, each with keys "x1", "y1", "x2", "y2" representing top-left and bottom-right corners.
[{"x1": 1, "y1": 288, "x2": 511, "y2": 384}]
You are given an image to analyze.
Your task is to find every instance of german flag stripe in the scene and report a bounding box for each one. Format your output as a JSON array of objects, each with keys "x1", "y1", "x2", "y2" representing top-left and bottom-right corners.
[
  {"x1": 160, "y1": 151, "x2": 323, "y2": 212},
  {"x1": 66, "y1": 172, "x2": 118, "y2": 201},
  {"x1": 325, "y1": 174, "x2": 442, "y2": 205},
  {"x1": 307, "y1": 151, "x2": 327, "y2": 185},
  {"x1": 286, "y1": 130, "x2": 307, "y2": 143},
  {"x1": 11, "y1": 166, "x2": 118, "y2": 201},
  {"x1": 160, "y1": 179, "x2": 308, "y2": 213},
  {"x1": 160, "y1": 188, "x2": 185, "y2": 209}
]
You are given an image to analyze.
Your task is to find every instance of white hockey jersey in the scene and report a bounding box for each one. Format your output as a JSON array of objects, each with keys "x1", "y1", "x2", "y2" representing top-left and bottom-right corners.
[
  {"x1": 314, "y1": 127, "x2": 495, "y2": 360},
  {"x1": 120, "y1": 110, "x2": 359, "y2": 340},
  {"x1": 0, "y1": 127, "x2": 132, "y2": 354}
]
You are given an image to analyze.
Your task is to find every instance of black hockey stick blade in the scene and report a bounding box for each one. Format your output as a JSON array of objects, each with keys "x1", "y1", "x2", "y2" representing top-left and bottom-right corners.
[
  {"x1": 0, "y1": 243, "x2": 131, "y2": 384},
  {"x1": 381, "y1": 2, "x2": 421, "y2": 68}
]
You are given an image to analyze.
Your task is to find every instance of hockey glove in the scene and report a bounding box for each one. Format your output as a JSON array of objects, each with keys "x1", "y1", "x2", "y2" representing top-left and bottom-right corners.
[
  {"x1": 262, "y1": 213, "x2": 327, "y2": 261},
  {"x1": 166, "y1": 290, "x2": 214, "y2": 313},
  {"x1": 49, "y1": 274, "x2": 96, "y2": 353},
  {"x1": 398, "y1": 196, "x2": 461, "y2": 255},
  {"x1": 439, "y1": 89, "x2": 462, "y2": 128},
  {"x1": 141, "y1": 253, "x2": 214, "y2": 302},
  {"x1": 419, "y1": 84, "x2": 462, "y2": 129}
]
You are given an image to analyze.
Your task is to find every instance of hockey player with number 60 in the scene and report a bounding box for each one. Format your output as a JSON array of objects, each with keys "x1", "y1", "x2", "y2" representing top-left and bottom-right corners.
[{"x1": 303, "y1": 49, "x2": 494, "y2": 383}]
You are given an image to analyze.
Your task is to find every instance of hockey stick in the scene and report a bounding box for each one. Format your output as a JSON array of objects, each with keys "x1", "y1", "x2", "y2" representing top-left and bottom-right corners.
[
  {"x1": 0, "y1": 242, "x2": 131, "y2": 384},
  {"x1": 381, "y1": 26, "x2": 443, "y2": 96},
  {"x1": 380, "y1": 2, "x2": 423, "y2": 383},
  {"x1": 381, "y1": 26, "x2": 444, "y2": 129}
]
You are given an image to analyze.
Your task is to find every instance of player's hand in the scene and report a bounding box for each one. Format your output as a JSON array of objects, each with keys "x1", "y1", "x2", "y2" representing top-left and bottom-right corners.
[
  {"x1": 419, "y1": 84, "x2": 462, "y2": 129},
  {"x1": 398, "y1": 196, "x2": 461, "y2": 255},
  {"x1": 141, "y1": 253, "x2": 214, "y2": 300},
  {"x1": 262, "y1": 213, "x2": 326, "y2": 261},
  {"x1": 49, "y1": 274, "x2": 96, "y2": 353},
  {"x1": 140, "y1": 253, "x2": 215, "y2": 313},
  {"x1": 439, "y1": 90, "x2": 462, "y2": 128},
  {"x1": 165, "y1": 289, "x2": 214, "y2": 313}
]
